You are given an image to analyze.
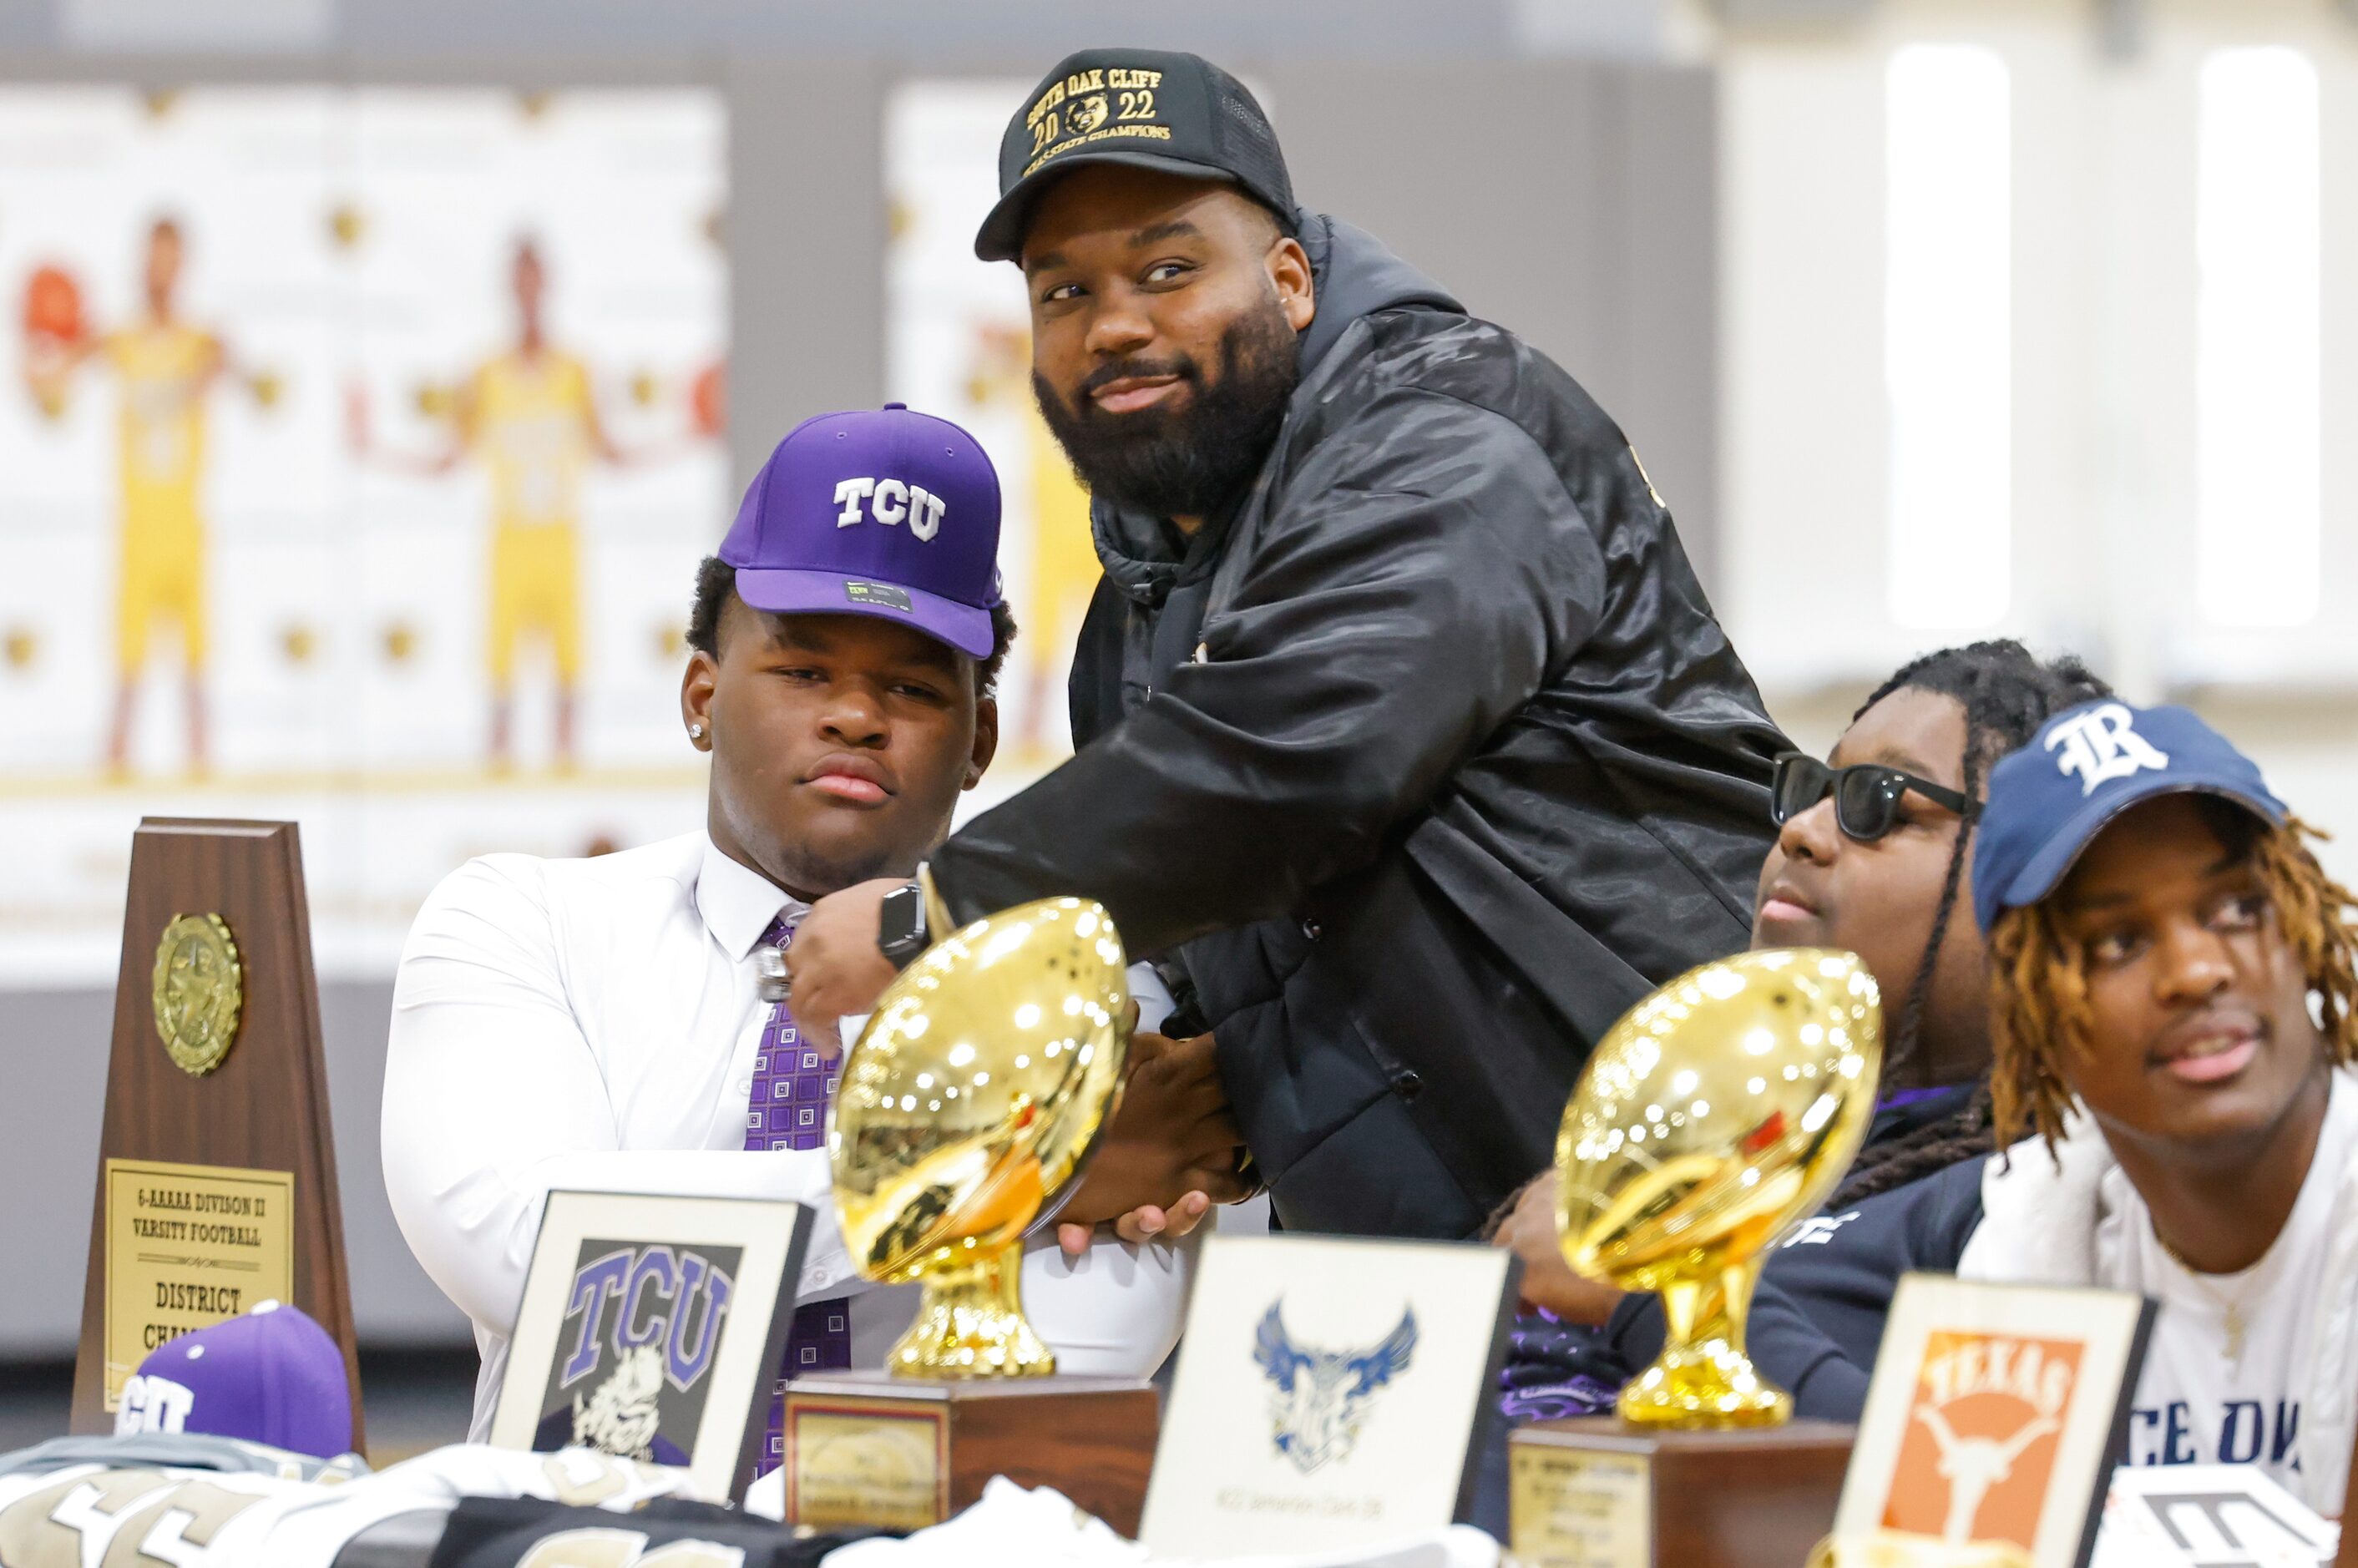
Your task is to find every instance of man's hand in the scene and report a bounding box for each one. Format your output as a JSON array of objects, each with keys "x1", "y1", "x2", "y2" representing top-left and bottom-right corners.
[
  {"x1": 1059, "y1": 1191, "x2": 1217, "y2": 1256},
  {"x1": 1493, "y1": 1170, "x2": 1625, "y2": 1326},
  {"x1": 1054, "y1": 1030, "x2": 1249, "y2": 1255},
  {"x1": 784, "y1": 877, "x2": 905, "y2": 1055}
]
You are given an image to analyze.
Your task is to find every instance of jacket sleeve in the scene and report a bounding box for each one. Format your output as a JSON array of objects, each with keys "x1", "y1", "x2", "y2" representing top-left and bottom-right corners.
[{"x1": 929, "y1": 392, "x2": 1609, "y2": 953}]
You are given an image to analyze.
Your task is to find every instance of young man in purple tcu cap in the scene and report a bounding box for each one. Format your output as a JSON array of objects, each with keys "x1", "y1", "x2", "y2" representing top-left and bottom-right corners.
[
  {"x1": 785, "y1": 48, "x2": 1790, "y2": 1246},
  {"x1": 382, "y1": 405, "x2": 1231, "y2": 1478}
]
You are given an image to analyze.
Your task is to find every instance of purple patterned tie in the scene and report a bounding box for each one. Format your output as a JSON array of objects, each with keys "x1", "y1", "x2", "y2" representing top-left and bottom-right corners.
[{"x1": 745, "y1": 913, "x2": 850, "y2": 1476}]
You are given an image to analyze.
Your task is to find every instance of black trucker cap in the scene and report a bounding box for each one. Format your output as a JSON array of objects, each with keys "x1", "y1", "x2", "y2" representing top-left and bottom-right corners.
[{"x1": 974, "y1": 48, "x2": 1295, "y2": 262}]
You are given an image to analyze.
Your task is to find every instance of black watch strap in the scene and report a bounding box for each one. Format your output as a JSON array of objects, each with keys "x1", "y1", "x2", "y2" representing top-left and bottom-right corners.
[{"x1": 878, "y1": 880, "x2": 929, "y2": 968}]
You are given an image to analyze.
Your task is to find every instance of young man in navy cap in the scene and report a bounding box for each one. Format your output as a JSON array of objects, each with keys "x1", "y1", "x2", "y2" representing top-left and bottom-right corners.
[
  {"x1": 1959, "y1": 701, "x2": 2358, "y2": 1510},
  {"x1": 1556, "y1": 701, "x2": 2358, "y2": 1510},
  {"x1": 787, "y1": 49, "x2": 1789, "y2": 1243},
  {"x1": 382, "y1": 405, "x2": 1228, "y2": 1475}
]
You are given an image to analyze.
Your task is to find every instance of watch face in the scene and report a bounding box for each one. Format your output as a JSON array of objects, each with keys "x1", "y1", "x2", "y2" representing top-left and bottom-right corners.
[{"x1": 882, "y1": 885, "x2": 925, "y2": 953}]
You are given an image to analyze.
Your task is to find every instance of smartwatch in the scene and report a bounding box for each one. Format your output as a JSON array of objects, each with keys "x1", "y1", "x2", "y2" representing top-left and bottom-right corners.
[{"x1": 878, "y1": 880, "x2": 930, "y2": 969}]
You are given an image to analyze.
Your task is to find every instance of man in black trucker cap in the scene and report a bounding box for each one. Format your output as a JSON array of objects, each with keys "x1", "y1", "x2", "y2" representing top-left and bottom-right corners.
[{"x1": 790, "y1": 49, "x2": 1791, "y2": 1242}]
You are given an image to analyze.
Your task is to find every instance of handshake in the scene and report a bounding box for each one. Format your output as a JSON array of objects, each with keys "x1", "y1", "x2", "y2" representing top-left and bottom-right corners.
[
  {"x1": 785, "y1": 876, "x2": 1253, "y2": 1258},
  {"x1": 1048, "y1": 1026, "x2": 1254, "y2": 1255}
]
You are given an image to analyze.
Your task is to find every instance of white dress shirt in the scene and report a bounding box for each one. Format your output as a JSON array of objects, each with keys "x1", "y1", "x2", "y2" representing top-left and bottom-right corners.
[{"x1": 382, "y1": 831, "x2": 1192, "y2": 1436}]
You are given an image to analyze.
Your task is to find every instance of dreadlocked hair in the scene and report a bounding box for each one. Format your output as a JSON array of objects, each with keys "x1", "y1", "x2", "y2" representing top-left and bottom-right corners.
[
  {"x1": 1829, "y1": 1082, "x2": 1996, "y2": 1209},
  {"x1": 1989, "y1": 804, "x2": 2358, "y2": 1154},
  {"x1": 1823, "y1": 640, "x2": 2113, "y2": 1208}
]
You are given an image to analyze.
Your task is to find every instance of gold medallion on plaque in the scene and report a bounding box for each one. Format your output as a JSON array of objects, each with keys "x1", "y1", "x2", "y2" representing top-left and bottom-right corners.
[{"x1": 151, "y1": 913, "x2": 244, "y2": 1077}]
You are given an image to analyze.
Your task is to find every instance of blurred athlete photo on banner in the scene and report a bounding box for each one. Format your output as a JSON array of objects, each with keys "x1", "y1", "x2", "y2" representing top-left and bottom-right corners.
[
  {"x1": 888, "y1": 79, "x2": 1103, "y2": 763},
  {"x1": 0, "y1": 86, "x2": 726, "y2": 992},
  {"x1": 961, "y1": 320, "x2": 1097, "y2": 756},
  {"x1": 20, "y1": 215, "x2": 274, "y2": 775},
  {"x1": 349, "y1": 235, "x2": 635, "y2": 770}
]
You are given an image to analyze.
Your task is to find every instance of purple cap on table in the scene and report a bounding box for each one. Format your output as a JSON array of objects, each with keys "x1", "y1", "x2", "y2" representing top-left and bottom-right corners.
[
  {"x1": 720, "y1": 402, "x2": 1006, "y2": 658},
  {"x1": 114, "y1": 1298, "x2": 352, "y2": 1459}
]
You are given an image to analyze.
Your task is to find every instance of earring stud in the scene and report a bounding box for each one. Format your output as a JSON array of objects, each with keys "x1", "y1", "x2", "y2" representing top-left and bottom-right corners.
[{"x1": 688, "y1": 723, "x2": 706, "y2": 741}]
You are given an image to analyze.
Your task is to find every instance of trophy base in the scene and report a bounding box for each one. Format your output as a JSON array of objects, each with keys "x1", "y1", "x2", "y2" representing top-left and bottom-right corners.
[
  {"x1": 1509, "y1": 1416, "x2": 1853, "y2": 1568},
  {"x1": 781, "y1": 1371, "x2": 1158, "y2": 1536},
  {"x1": 1616, "y1": 1348, "x2": 1794, "y2": 1429},
  {"x1": 882, "y1": 1251, "x2": 1055, "y2": 1378}
]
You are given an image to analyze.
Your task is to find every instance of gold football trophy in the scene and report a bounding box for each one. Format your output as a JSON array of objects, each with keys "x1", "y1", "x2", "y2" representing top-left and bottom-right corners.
[
  {"x1": 1562, "y1": 946, "x2": 1885, "y2": 1426},
  {"x1": 780, "y1": 897, "x2": 1158, "y2": 1532},
  {"x1": 1510, "y1": 948, "x2": 1883, "y2": 1567},
  {"x1": 832, "y1": 895, "x2": 1131, "y2": 1375}
]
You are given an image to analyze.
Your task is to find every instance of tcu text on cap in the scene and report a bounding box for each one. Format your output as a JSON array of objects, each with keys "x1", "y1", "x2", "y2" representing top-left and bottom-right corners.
[
  {"x1": 114, "y1": 1373, "x2": 196, "y2": 1434},
  {"x1": 832, "y1": 477, "x2": 947, "y2": 542}
]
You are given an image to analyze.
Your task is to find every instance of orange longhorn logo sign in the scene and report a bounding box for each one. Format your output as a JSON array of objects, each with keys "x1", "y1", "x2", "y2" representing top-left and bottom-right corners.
[{"x1": 1882, "y1": 1331, "x2": 2083, "y2": 1550}]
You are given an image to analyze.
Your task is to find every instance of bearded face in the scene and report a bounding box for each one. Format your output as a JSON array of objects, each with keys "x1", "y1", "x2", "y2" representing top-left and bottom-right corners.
[
  {"x1": 1017, "y1": 168, "x2": 1313, "y2": 525},
  {"x1": 1032, "y1": 284, "x2": 1301, "y2": 523}
]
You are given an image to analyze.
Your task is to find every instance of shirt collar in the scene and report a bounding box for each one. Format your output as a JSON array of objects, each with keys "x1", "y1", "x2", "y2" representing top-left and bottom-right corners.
[{"x1": 695, "y1": 836, "x2": 807, "y2": 961}]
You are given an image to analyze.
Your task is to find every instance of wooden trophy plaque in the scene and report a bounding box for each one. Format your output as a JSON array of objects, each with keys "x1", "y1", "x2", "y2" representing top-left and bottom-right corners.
[
  {"x1": 1510, "y1": 1417, "x2": 1855, "y2": 1567},
  {"x1": 781, "y1": 1373, "x2": 1158, "y2": 1535},
  {"x1": 69, "y1": 819, "x2": 363, "y2": 1453}
]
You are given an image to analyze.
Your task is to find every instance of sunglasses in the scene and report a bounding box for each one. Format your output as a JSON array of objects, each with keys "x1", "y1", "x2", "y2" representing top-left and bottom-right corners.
[{"x1": 1770, "y1": 752, "x2": 1980, "y2": 844}]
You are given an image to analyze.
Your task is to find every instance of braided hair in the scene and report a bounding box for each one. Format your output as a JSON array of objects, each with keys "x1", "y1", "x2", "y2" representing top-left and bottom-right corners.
[{"x1": 1825, "y1": 640, "x2": 2112, "y2": 1207}]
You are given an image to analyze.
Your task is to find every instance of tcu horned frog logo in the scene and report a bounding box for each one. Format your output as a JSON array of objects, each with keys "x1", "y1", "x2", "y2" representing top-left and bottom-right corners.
[
  {"x1": 537, "y1": 1243, "x2": 736, "y2": 1465},
  {"x1": 1884, "y1": 1331, "x2": 2082, "y2": 1549},
  {"x1": 1252, "y1": 1300, "x2": 1418, "y2": 1474}
]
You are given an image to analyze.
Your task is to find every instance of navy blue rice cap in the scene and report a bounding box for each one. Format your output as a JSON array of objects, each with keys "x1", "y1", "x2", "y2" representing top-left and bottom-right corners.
[{"x1": 1971, "y1": 700, "x2": 2286, "y2": 934}]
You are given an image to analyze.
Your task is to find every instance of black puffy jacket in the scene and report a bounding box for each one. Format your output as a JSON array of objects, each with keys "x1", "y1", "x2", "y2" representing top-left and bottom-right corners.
[{"x1": 928, "y1": 213, "x2": 1789, "y2": 1239}]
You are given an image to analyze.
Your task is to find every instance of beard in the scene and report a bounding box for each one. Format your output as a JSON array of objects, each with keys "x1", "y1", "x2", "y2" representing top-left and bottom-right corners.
[{"x1": 1032, "y1": 296, "x2": 1300, "y2": 521}]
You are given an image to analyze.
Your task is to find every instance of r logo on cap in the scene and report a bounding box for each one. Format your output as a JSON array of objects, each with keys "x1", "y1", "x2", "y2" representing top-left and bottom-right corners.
[{"x1": 2045, "y1": 703, "x2": 2171, "y2": 797}]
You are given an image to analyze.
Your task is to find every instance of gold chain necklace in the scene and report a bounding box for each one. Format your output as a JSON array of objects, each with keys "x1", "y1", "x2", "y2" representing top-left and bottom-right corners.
[{"x1": 2153, "y1": 1232, "x2": 2264, "y2": 1362}]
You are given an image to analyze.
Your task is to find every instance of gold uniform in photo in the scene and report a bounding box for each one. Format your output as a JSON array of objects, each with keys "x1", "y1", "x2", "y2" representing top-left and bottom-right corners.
[
  {"x1": 106, "y1": 322, "x2": 219, "y2": 675},
  {"x1": 470, "y1": 349, "x2": 594, "y2": 686}
]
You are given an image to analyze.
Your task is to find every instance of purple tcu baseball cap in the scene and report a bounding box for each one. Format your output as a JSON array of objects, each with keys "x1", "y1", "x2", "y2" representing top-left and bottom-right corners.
[
  {"x1": 114, "y1": 1299, "x2": 352, "y2": 1459},
  {"x1": 721, "y1": 403, "x2": 1004, "y2": 658}
]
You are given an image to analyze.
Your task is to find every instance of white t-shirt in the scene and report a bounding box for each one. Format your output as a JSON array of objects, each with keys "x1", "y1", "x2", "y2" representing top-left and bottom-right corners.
[
  {"x1": 2097, "y1": 1073, "x2": 2358, "y2": 1495},
  {"x1": 382, "y1": 832, "x2": 1191, "y2": 1438}
]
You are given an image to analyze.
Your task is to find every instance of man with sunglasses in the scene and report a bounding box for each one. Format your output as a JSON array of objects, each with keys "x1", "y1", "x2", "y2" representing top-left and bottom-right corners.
[
  {"x1": 1768, "y1": 751, "x2": 1980, "y2": 846},
  {"x1": 1474, "y1": 641, "x2": 2109, "y2": 1535}
]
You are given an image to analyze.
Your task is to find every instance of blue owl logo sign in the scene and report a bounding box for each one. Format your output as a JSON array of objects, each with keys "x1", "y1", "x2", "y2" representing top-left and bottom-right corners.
[{"x1": 1252, "y1": 1298, "x2": 1418, "y2": 1474}]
